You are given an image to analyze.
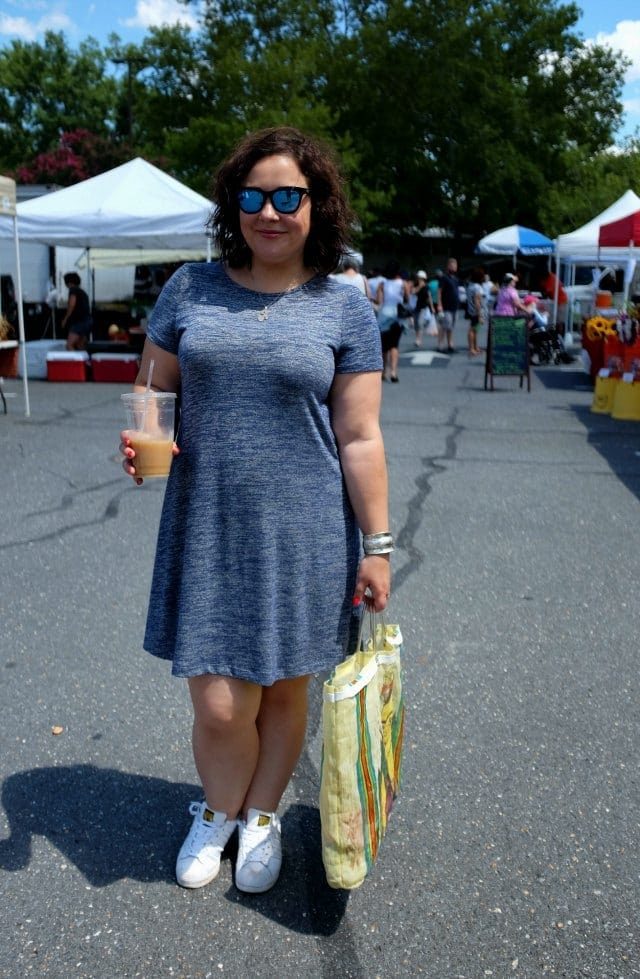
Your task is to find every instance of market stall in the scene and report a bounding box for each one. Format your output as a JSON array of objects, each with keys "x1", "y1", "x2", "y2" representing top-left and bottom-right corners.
[
  {"x1": 0, "y1": 174, "x2": 30, "y2": 416},
  {"x1": 554, "y1": 189, "x2": 640, "y2": 331},
  {"x1": 0, "y1": 159, "x2": 214, "y2": 393}
]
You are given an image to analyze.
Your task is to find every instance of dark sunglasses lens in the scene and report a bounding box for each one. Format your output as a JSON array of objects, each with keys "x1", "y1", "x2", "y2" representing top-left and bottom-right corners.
[
  {"x1": 272, "y1": 188, "x2": 303, "y2": 213},
  {"x1": 238, "y1": 189, "x2": 264, "y2": 213}
]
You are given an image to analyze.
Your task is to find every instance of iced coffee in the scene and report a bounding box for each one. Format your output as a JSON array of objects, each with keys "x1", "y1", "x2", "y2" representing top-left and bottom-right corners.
[{"x1": 121, "y1": 392, "x2": 176, "y2": 479}]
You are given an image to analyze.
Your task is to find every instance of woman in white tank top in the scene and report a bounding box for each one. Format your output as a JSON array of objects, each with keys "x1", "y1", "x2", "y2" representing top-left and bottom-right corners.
[{"x1": 375, "y1": 261, "x2": 410, "y2": 382}]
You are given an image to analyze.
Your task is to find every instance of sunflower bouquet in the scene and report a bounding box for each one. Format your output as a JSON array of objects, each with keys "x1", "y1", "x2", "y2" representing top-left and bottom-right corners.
[{"x1": 585, "y1": 314, "x2": 618, "y2": 342}]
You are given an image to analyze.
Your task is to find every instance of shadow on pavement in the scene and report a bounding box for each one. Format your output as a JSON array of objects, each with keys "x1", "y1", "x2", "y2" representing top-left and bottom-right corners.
[
  {"x1": 223, "y1": 804, "x2": 351, "y2": 939},
  {"x1": 532, "y1": 364, "x2": 593, "y2": 391},
  {"x1": 570, "y1": 405, "x2": 640, "y2": 503},
  {"x1": 0, "y1": 764, "x2": 199, "y2": 885},
  {"x1": 521, "y1": 367, "x2": 640, "y2": 501},
  {"x1": 0, "y1": 764, "x2": 352, "y2": 939}
]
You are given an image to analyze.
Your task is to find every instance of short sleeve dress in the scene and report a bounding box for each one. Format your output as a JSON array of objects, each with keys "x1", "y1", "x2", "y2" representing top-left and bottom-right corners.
[{"x1": 143, "y1": 262, "x2": 383, "y2": 685}]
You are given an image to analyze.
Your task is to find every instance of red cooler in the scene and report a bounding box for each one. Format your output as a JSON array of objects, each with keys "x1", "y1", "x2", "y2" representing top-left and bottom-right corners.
[
  {"x1": 46, "y1": 350, "x2": 89, "y2": 382},
  {"x1": 91, "y1": 353, "x2": 140, "y2": 382}
]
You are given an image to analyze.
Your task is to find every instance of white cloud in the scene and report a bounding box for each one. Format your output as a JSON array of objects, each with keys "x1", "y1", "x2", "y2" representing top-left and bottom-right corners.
[
  {"x1": 4, "y1": 0, "x2": 48, "y2": 9},
  {"x1": 40, "y1": 12, "x2": 74, "y2": 31},
  {"x1": 122, "y1": 0, "x2": 199, "y2": 30},
  {"x1": 0, "y1": 10, "x2": 73, "y2": 41},
  {"x1": 592, "y1": 20, "x2": 640, "y2": 83}
]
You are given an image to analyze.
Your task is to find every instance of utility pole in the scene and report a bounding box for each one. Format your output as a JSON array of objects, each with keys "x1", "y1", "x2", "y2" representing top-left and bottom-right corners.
[{"x1": 110, "y1": 54, "x2": 148, "y2": 138}]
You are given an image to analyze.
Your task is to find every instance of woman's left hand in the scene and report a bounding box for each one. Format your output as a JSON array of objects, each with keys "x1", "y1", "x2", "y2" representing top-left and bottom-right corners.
[{"x1": 353, "y1": 554, "x2": 391, "y2": 612}]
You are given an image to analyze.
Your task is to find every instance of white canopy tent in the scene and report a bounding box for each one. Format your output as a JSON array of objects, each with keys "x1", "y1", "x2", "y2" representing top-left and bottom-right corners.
[
  {"x1": 0, "y1": 160, "x2": 214, "y2": 403},
  {"x1": 0, "y1": 157, "x2": 214, "y2": 251},
  {"x1": 556, "y1": 189, "x2": 640, "y2": 262},
  {"x1": 553, "y1": 189, "x2": 640, "y2": 329}
]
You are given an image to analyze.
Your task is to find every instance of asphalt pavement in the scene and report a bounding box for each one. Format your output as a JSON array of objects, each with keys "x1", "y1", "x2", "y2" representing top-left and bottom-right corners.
[{"x1": 1, "y1": 325, "x2": 639, "y2": 979}]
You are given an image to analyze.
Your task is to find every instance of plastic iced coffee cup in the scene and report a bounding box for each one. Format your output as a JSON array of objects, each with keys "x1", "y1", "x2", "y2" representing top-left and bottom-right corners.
[{"x1": 121, "y1": 392, "x2": 176, "y2": 478}]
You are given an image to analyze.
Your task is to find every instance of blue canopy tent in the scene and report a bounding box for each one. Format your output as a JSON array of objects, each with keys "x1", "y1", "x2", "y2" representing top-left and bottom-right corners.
[{"x1": 476, "y1": 224, "x2": 555, "y2": 265}]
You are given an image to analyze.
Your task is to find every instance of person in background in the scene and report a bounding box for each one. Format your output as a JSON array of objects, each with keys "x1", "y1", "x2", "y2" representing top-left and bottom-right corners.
[
  {"x1": 332, "y1": 257, "x2": 371, "y2": 298},
  {"x1": 62, "y1": 272, "x2": 92, "y2": 351},
  {"x1": 465, "y1": 266, "x2": 486, "y2": 357},
  {"x1": 367, "y1": 267, "x2": 385, "y2": 309},
  {"x1": 119, "y1": 125, "x2": 391, "y2": 896},
  {"x1": 482, "y1": 271, "x2": 498, "y2": 312},
  {"x1": 436, "y1": 257, "x2": 459, "y2": 354},
  {"x1": 494, "y1": 272, "x2": 529, "y2": 316},
  {"x1": 411, "y1": 270, "x2": 434, "y2": 348},
  {"x1": 523, "y1": 294, "x2": 550, "y2": 331},
  {"x1": 376, "y1": 259, "x2": 411, "y2": 382}
]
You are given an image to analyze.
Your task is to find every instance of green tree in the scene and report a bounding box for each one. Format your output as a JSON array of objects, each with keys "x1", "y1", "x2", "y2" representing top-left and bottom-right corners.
[
  {"x1": 539, "y1": 139, "x2": 640, "y2": 234},
  {"x1": 0, "y1": 1, "x2": 630, "y2": 254},
  {"x1": 323, "y1": 0, "x2": 627, "y2": 250},
  {"x1": 0, "y1": 32, "x2": 118, "y2": 170}
]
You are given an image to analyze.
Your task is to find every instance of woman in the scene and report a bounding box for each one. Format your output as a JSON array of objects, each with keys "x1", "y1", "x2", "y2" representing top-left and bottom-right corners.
[
  {"x1": 376, "y1": 260, "x2": 410, "y2": 382},
  {"x1": 62, "y1": 272, "x2": 92, "y2": 350},
  {"x1": 119, "y1": 127, "x2": 391, "y2": 895},
  {"x1": 465, "y1": 266, "x2": 486, "y2": 356},
  {"x1": 494, "y1": 272, "x2": 528, "y2": 316},
  {"x1": 332, "y1": 256, "x2": 371, "y2": 298},
  {"x1": 411, "y1": 270, "x2": 434, "y2": 348}
]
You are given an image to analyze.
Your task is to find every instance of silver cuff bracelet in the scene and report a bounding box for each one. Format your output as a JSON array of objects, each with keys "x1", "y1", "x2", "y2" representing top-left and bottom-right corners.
[{"x1": 363, "y1": 532, "x2": 395, "y2": 555}]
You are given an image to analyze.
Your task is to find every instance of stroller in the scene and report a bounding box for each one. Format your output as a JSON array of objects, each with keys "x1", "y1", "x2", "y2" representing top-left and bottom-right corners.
[
  {"x1": 524, "y1": 297, "x2": 572, "y2": 365},
  {"x1": 528, "y1": 324, "x2": 565, "y2": 365}
]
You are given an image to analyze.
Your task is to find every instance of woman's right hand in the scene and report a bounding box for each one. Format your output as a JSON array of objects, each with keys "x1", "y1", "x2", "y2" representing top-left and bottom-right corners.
[
  {"x1": 119, "y1": 429, "x2": 180, "y2": 486},
  {"x1": 120, "y1": 430, "x2": 143, "y2": 485}
]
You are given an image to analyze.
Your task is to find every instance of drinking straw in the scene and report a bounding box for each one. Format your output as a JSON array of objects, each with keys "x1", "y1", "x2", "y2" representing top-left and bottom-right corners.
[{"x1": 142, "y1": 358, "x2": 155, "y2": 431}]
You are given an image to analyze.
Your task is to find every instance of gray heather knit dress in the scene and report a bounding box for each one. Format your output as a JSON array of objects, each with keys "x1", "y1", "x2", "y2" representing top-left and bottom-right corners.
[{"x1": 143, "y1": 262, "x2": 383, "y2": 685}]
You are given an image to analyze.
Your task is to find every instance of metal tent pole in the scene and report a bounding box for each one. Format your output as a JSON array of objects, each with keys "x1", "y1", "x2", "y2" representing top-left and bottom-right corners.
[{"x1": 13, "y1": 215, "x2": 30, "y2": 417}]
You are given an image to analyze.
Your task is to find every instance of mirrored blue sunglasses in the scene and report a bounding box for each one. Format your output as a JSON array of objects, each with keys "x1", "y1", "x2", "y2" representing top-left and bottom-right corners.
[{"x1": 237, "y1": 186, "x2": 310, "y2": 215}]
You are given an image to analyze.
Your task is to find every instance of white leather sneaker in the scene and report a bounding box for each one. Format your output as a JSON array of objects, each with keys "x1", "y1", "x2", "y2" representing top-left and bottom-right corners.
[
  {"x1": 175, "y1": 801, "x2": 237, "y2": 889},
  {"x1": 235, "y1": 808, "x2": 282, "y2": 893}
]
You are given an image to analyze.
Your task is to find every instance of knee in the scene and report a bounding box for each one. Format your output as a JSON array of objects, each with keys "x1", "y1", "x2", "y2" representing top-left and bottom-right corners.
[
  {"x1": 190, "y1": 676, "x2": 261, "y2": 736},
  {"x1": 260, "y1": 676, "x2": 309, "y2": 714}
]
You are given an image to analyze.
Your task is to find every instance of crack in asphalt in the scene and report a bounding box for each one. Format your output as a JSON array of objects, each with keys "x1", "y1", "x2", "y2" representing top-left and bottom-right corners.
[
  {"x1": 393, "y1": 407, "x2": 464, "y2": 593},
  {"x1": 0, "y1": 481, "x2": 150, "y2": 550}
]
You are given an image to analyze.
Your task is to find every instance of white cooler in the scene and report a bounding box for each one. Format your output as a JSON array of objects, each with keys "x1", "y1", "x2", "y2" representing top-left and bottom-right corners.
[{"x1": 18, "y1": 339, "x2": 67, "y2": 379}]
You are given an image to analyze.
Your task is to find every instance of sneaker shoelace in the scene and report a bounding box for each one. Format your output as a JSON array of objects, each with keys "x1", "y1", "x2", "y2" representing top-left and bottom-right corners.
[
  {"x1": 239, "y1": 823, "x2": 275, "y2": 866},
  {"x1": 184, "y1": 802, "x2": 229, "y2": 856}
]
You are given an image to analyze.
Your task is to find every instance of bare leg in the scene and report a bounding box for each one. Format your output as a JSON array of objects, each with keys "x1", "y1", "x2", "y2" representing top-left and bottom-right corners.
[
  {"x1": 243, "y1": 675, "x2": 310, "y2": 815},
  {"x1": 188, "y1": 675, "x2": 262, "y2": 818},
  {"x1": 388, "y1": 347, "x2": 399, "y2": 379}
]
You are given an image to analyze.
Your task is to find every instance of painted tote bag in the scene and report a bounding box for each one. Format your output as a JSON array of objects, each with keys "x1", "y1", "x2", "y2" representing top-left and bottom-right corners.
[{"x1": 320, "y1": 615, "x2": 405, "y2": 889}]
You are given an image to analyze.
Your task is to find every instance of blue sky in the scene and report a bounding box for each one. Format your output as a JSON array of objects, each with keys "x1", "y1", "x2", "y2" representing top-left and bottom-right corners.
[{"x1": 0, "y1": 0, "x2": 639, "y2": 139}]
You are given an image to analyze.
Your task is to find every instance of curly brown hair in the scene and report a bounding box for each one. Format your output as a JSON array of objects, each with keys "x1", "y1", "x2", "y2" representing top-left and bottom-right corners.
[{"x1": 210, "y1": 127, "x2": 354, "y2": 276}]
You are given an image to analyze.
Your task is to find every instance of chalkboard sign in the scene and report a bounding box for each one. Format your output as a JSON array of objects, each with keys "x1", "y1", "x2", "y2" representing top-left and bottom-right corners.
[{"x1": 484, "y1": 315, "x2": 530, "y2": 391}]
